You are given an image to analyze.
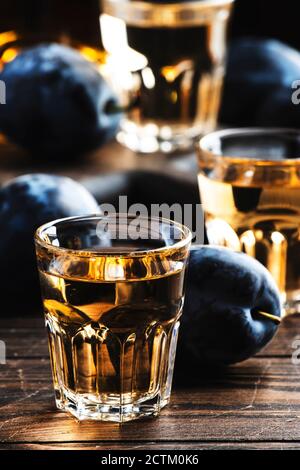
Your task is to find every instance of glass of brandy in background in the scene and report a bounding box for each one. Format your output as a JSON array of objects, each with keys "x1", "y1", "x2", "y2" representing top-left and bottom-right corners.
[
  {"x1": 35, "y1": 214, "x2": 191, "y2": 422},
  {"x1": 197, "y1": 128, "x2": 300, "y2": 315},
  {"x1": 99, "y1": 0, "x2": 234, "y2": 153}
]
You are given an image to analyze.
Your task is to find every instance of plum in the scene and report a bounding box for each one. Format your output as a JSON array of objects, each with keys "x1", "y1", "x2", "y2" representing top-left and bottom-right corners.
[
  {"x1": 219, "y1": 38, "x2": 300, "y2": 126},
  {"x1": 0, "y1": 43, "x2": 121, "y2": 160},
  {"x1": 177, "y1": 246, "x2": 281, "y2": 370},
  {"x1": 0, "y1": 173, "x2": 100, "y2": 312}
]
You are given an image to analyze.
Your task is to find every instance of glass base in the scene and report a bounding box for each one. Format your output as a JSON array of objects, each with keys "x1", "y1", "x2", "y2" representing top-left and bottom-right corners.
[
  {"x1": 117, "y1": 119, "x2": 207, "y2": 154},
  {"x1": 54, "y1": 387, "x2": 169, "y2": 423}
]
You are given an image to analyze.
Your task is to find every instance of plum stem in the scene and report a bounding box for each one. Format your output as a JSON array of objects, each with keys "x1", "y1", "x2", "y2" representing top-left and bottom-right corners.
[{"x1": 256, "y1": 310, "x2": 281, "y2": 324}]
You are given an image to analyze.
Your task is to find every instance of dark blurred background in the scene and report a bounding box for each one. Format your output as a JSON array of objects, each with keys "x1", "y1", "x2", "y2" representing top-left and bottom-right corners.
[
  {"x1": 0, "y1": 0, "x2": 101, "y2": 47},
  {"x1": 231, "y1": 1, "x2": 300, "y2": 50},
  {"x1": 0, "y1": 0, "x2": 300, "y2": 51}
]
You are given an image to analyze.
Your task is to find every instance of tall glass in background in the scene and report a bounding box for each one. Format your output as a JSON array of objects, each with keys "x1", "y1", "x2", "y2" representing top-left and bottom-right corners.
[
  {"x1": 35, "y1": 214, "x2": 191, "y2": 422},
  {"x1": 100, "y1": 0, "x2": 234, "y2": 153},
  {"x1": 197, "y1": 128, "x2": 300, "y2": 315}
]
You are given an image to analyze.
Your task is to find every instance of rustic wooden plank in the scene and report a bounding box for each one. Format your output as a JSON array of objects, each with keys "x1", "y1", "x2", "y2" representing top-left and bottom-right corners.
[
  {"x1": 257, "y1": 314, "x2": 300, "y2": 357},
  {"x1": 0, "y1": 315, "x2": 300, "y2": 446},
  {"x1": 3, "y1": 407, "x2": 300, "y2": 443},
  {"x1": 0, "y1": 314, "x2": 299, "y2": 359},
  {"x1": 0, "y1": 329, "x2": 48, "y2": 358},
  {"x1": 1, "y1": 442, "x2": 300, "y2": 450},
  {"x1": 1, "y1": 356, "x2": 300, "y2": 442}
]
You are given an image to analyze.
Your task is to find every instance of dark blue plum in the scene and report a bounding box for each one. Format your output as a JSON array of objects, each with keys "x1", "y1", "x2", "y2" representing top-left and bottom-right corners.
[
  {"x1": 177, "y1": 247, "x2": 281, "y2": 369},
  {"x1": 219, "y1": 38, "x2": 300, "y2": 126},
  {"x1": 0, "y1": 44, "x2": 121, "y2": 160},
  {"x1": 0, "y1": 173, "x2": 100, "y2": 312}
]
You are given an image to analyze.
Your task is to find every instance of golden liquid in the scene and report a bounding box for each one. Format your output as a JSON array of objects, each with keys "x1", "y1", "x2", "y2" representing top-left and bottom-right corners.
[
  {"x1": 39, "y1": 259, "x2": 185, "y2": 412},
  {"x1": 100, "y1": 0, "x2": 232, "y2": 151},
  {"x1": 198, "y1": 174, "x2": 300, "y2": 308}
]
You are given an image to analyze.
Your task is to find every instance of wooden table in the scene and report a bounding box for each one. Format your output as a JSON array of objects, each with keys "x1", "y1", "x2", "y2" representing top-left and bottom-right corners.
[
  {"x1": 1, "y1": 141, "x2": 300, "y2": 450},
  {"x1": 1, "y1": 314, "x2": 300, "y2": 450}
]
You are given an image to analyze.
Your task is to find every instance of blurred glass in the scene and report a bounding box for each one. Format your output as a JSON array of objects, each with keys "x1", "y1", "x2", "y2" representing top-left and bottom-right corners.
[
  {"x1": 197, "y1": 128, "x2": 300, "y2": 315},
  {"x1": 100, "y1": 0, "x2": 234, "y2": 154}
]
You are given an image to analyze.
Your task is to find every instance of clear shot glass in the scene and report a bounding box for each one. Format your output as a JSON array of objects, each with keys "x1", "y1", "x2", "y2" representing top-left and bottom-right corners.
[{"x1": 35, "y1": 214, "x2": 191, "y2": 422}]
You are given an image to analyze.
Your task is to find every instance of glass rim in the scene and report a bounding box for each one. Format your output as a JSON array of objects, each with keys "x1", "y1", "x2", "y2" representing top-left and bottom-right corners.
[
  {"x1": 102, "y1": 0, "x2": 234, "y2": 28},
  {"x1": 103, "y1": 0, "x2": 234, "y2": 7},
  {"x1": 35, "y1": 213, "x2": 192, "y2": 258},
  {"x1": 198, "y1": 127, "x2": 300, "y2": 166}
]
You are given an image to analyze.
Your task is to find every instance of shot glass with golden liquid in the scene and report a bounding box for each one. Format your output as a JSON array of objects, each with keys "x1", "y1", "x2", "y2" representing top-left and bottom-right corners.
[
  {"x1": 99, "y1": 0, "x2": 234, "y2": 153},
  {"x1": 35, "y1": 214, "x2": 191, "y2": 422},
  {"x1": 197, "y1": 128, "x2": 300, "y2": 315}
]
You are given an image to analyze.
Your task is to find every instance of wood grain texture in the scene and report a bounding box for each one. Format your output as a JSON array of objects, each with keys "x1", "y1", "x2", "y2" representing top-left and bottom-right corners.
[
  {"x1": 1, "y1": 442, "x2": 300, "y2": 450},
  {"x1": 1, "y1": 315, "x2": 300, "y2": 450}
]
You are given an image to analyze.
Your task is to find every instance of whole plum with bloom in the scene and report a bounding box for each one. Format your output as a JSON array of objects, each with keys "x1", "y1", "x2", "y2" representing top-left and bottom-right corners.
[
  {"x1": 0, "y1": 44, "x2": 121, "y2": 159},
  {"x1": 0, "y1": 174, "x2": 100, "y2": 310},
  {"x1": 177, "y1": 246, "x2": 281, "y2": 368},
  {"x1": 220, "y1": 39, "x2": 300, "y2": 126}
]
